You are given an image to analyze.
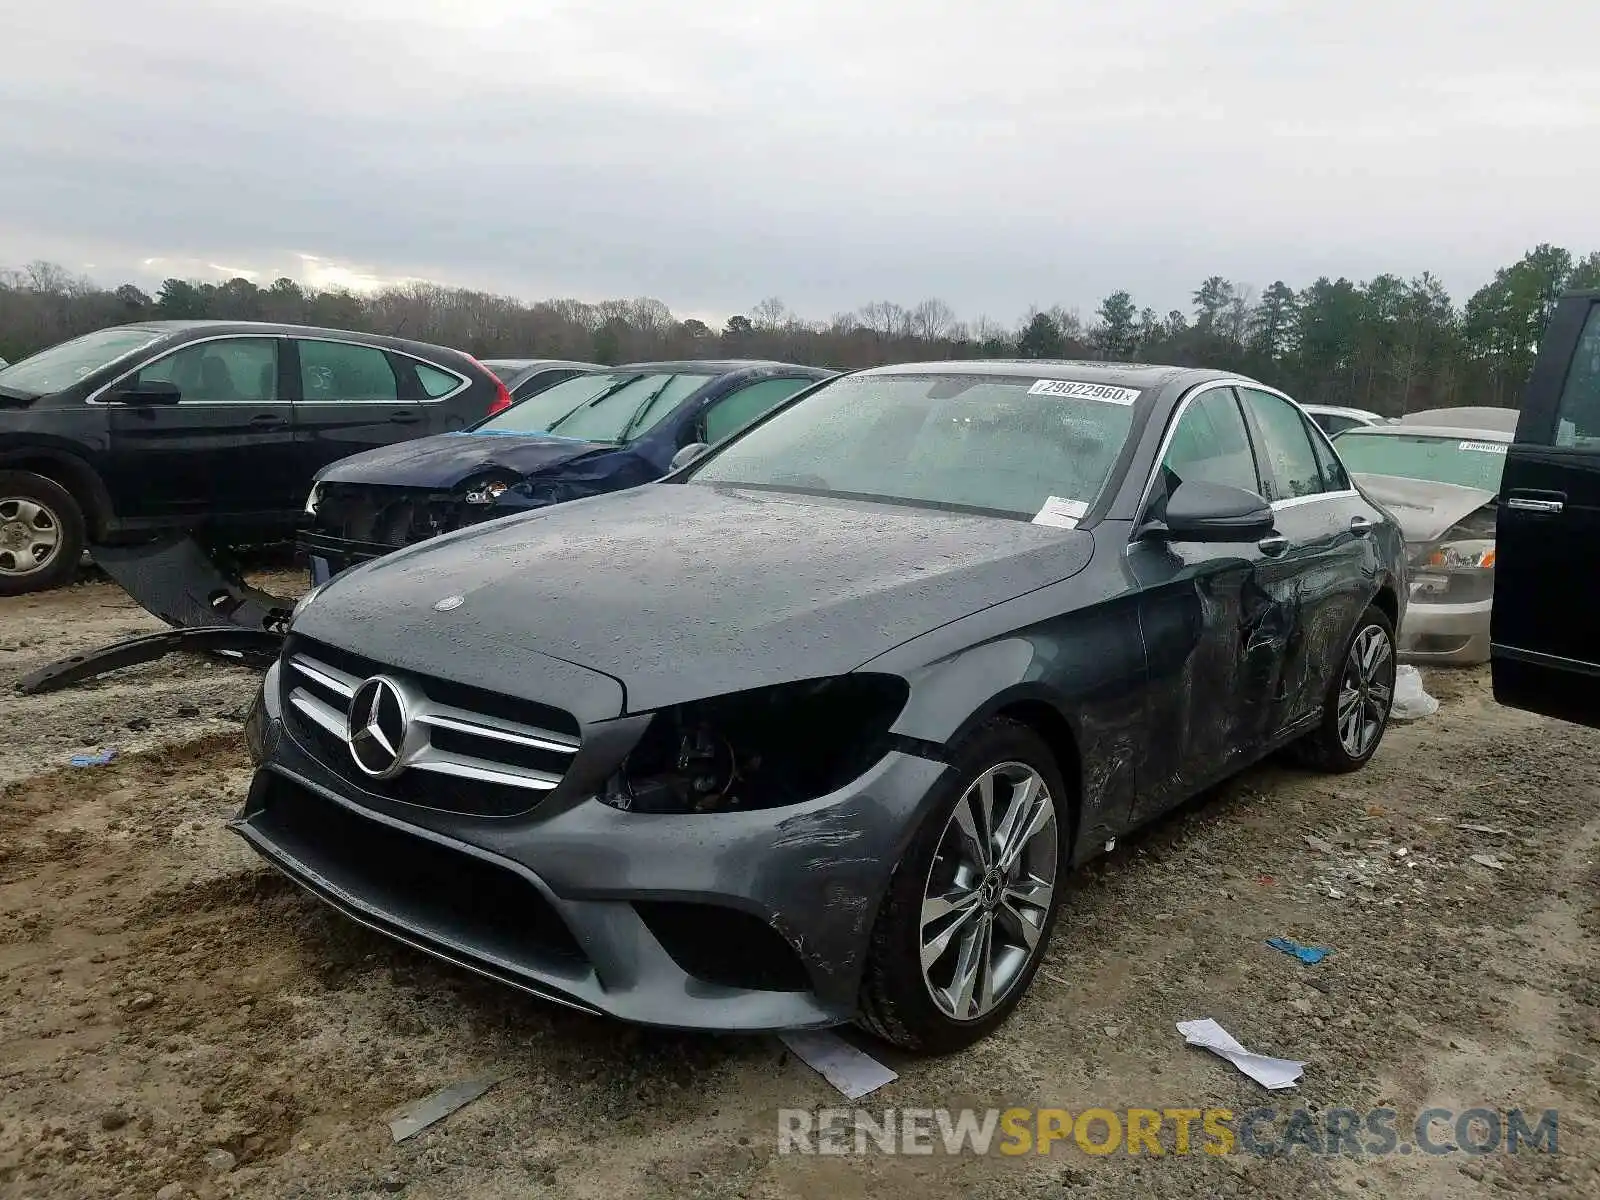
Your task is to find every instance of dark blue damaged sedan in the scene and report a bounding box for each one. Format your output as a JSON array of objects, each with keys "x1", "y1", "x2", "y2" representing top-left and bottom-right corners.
[
  {"x1": 237, "y1": 360, "x2": 1407, "y2": 1053},
  {"x1": 298, "y1": 359, "x2": 833, "y2": 582}
]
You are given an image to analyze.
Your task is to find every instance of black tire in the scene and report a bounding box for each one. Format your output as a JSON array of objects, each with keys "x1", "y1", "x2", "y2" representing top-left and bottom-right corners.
[
  {"x1": 0, "y1": 471, "x2": 86, "y2": 597},
  {"x1": 1289, "y1": 603, "x2": 1397, "y2": 773},
  {"x1": 857, "y1": 718, "x2": 1069, "y2": 1053}
]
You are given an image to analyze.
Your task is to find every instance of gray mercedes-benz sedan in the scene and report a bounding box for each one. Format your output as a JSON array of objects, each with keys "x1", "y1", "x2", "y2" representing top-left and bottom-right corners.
[{"x1": 235, "y1": 361, "x2": 1407, "y2": 1052}]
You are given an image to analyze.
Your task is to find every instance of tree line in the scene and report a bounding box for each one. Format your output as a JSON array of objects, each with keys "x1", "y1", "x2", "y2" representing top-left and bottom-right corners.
[{"x1": 3, "y1": 243, "x2": 1595, "y2": 415}]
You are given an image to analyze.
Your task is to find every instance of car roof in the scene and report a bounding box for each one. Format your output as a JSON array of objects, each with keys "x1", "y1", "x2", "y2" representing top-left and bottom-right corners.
[
  {"x1": 481, "y1": 358, "x2": 601, "y2": 370},
  {"x1": 105, "y1": 320, "x2": 469, "y2": 358},
  {"x1": 1396, "y1": 406, "x2": 1519, "y2": 433},
  {"x1": 856, "y1": 359, "x2": 1239, "y2": 391},
  {"x1": 1303, "y1": 403, "x2": 1384, "y2": 419},
  {"x1": 610, "y1": 359, "x2": 829, "y2": 375},
  {"x1": 1337, "y1": 422, "x2": 1512, "y2": 443}
]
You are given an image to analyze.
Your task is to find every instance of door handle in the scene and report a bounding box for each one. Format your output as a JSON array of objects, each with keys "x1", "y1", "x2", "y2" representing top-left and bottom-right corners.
[
  {"x1": 1350, "y1": 515, "x2": 1373, "y2": 535},
  {"x1": 388, "y1": 410, "x2": 422, "y2": 425},
  {"x1": 1258, "y1": 535, "x2": 1289, "y2": 557},
  {"x1": 1505, "y1": 492, "x2": 1564, "y2": 514}
]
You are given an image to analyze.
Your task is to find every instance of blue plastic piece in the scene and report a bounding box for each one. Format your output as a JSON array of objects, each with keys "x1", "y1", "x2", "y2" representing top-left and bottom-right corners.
[{"x1": 1267, "y1": 936, "x2": 1329, "y2": 965}]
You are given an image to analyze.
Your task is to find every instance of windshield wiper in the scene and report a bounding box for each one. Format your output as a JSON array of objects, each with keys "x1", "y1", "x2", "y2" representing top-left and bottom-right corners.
[{"x1": 544, "y1": 375, "x2": 646, "y2": 434}]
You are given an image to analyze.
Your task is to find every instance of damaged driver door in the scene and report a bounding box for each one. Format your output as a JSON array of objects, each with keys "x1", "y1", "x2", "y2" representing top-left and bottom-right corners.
[{"x1": 1129, "y1": 384, "x2": 1278, "y2": 823}]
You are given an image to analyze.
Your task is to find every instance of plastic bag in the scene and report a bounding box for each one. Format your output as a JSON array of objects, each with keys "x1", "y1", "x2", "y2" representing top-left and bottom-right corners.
[{"x1": 1390, "y1": 665, "x2": 1439, "y2": 722}]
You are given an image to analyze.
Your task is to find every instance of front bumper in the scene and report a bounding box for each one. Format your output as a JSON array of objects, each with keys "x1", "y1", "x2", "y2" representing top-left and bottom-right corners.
[
  {"x1": 232, "y1": 662, "x2": 948, "y2": 1031},
  {"x1": 1398, "y1": 596, "x2": 1491, "y2": 665}
]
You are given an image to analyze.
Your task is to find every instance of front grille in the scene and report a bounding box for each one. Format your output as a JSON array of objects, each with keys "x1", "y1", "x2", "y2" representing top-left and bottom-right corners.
[
  {"x1": 317, "y1": 483, "x2": 493, "y2": 549},
  {"x1": 280, "y1": 636, "x2": 580, "y2": 818}
]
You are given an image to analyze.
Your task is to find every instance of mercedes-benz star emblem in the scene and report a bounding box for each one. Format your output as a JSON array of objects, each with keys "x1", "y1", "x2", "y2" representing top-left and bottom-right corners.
[
  {"x1": 434, "y1": 595, "x2": 464, "y2": 612},
  {"x1": 346, "y1": 676, "x2": 410, "y2": 778}
]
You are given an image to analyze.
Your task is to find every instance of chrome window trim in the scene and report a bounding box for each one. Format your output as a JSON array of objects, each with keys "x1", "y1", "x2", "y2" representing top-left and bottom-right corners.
[
  {"x1": 86, "y1": 332, "x2": 471, "y2": 407},
  {"x1": 86, "y1": 332, "x2": 290, "y2": 406},
  {"x1": 1132, "y1": 378, "x2": 1361, "y2": 524}
]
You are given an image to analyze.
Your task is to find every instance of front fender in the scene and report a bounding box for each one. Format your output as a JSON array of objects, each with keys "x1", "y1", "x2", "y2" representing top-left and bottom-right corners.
[{"x1": 863, "y1": 574, "x2": 1149, "y2": 862}]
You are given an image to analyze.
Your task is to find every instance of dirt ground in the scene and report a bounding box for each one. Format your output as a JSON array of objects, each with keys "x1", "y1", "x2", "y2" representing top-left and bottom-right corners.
[{"x1": 1, "y1": 579, "x2": 1596, "y2": 1199}]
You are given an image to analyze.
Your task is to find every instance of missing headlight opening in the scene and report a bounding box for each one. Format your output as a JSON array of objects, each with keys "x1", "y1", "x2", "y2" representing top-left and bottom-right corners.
[{"x1": 603, "y1": 675, "x2": 910, "y2": 813}]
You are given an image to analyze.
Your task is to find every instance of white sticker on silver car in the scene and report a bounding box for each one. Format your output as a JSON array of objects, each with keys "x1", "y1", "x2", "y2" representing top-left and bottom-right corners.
[
  {"x1": 1027, "y1": 380, "x2": 1141, "y2": 404},
  {"x1": 1458, "y1": 440, "x2": 1508, "y2": 454}
]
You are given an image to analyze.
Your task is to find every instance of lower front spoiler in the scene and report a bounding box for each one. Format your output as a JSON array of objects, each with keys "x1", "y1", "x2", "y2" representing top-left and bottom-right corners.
[{"x1": 230, "y1": 765, "x2": 857, "y2": 1033}]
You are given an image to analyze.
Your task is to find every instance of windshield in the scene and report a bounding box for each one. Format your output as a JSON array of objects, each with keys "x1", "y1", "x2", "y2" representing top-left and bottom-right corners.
[
  {"x1": 0, "y1": 327, "x2": 164, "y2": 397},
  {"x1": 472, "y1": 372, "x2": 619, "y2": 435},
  {"x1": 1333, "y1": 432, "x2": 1507, "y2": 491},
  {"x1": 543, "y1": 372, "x2": 712, "y2": 442},
  {"x1": 689, "y1": 372, "x2": 1139, "y2": 518}
]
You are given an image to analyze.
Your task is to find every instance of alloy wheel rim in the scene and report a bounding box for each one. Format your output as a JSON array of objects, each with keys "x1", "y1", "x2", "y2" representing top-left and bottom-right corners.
[
  {"x1": 0, "y1": 498, "x2": 62, "y2": 577},
  {"x1": 1338, "y1": 624, "x2": 1394, "y2": 758},
  {"x1": 920, "y1": 761, "x2": 1058, "y2": 1022}
]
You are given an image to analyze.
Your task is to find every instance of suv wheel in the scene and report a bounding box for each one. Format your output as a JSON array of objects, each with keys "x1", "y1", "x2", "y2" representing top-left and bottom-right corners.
[
  {"x1": 0, "y1": 471, "x2": 86, "y2": 596},
  {"x1": 857, "y1": 719, "x2": 1067, "y2": 1052}
]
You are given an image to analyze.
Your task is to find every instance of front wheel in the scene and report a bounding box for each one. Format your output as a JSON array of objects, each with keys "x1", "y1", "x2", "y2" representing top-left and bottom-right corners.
[
  {"x1": 1290, "y1": 603, "x2": 1397, "y2": 773},
  {"x1": 857, "y1": 719, "x2": 1068, "y2": 1053},
  {"x1": 0, "y1": 471, "x2": 86, "y2": 596}
]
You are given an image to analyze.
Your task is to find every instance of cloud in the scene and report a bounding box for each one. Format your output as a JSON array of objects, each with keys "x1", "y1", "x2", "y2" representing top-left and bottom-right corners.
[{"x1": 2, "y1": 0, "x2": 1597, "y2": 322}]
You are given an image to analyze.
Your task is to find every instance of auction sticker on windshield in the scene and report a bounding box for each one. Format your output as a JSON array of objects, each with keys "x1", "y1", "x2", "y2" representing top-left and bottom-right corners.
[
  {"x1": 1458, "y1": 441, "x2": 1508, "y2": 454},
  {"x1": 1027, "y1": 380, "x2": 1140, "y2": 404},
  {"x1": 1033, "y1": 496, "x2": 1088, "y2": 529}
]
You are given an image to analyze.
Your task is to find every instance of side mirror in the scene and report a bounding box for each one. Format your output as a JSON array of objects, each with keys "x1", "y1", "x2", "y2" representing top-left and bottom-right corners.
[
  {"x1": 669, "y1": 442, "x2": 710, "y2": 472},
  {"x1": 1159, "y1": 481, "x2": 1275, "y2": 541},
  {"x1": 109, "y1": 379, "x2": 181, "y2": 405}
]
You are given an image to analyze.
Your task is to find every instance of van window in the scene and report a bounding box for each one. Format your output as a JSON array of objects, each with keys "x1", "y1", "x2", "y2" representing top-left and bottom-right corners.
[{"x1": 1556, "y1": 303, "x2": 1600, "y2": 447}]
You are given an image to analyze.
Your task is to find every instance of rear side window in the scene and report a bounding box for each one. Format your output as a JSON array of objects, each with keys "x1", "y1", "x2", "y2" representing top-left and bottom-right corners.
[
  {"x1": 414, "y1": 362, "x2": 464, "y2": 399},
  {"x1": 1239, "y1": 387, "x2": 1326, "y2": 501},
  {"x1": 298, "y1": 340, "x2": 398, "y2": 402},
  {"x1": 703, "y1": 378, "x2": 813, "y2": 444},
  {"x1": 1160, "y1": 387, "x2": 1260, "y2": 494},
  {"x1": 135, "y1": 338, "x2": 279, "y2": 402},
  {"x1": 1556, "y1": 303, "x2": 1600, "y2": 447}
]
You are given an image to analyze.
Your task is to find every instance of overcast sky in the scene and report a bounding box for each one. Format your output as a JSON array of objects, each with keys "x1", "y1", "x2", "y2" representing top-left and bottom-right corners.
[{"x1": 3, "y1": 1, "x2": 1597, "y2": 324}]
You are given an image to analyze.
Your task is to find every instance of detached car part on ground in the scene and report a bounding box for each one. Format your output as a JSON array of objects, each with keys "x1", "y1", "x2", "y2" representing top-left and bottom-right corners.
[
  {"x1": 299, "y1": 360, "x2": 834, "y2": 582},
  {"x1": 0, "y1": 321, "x2": 512, "y2": 690},
  {"x1": 238, "y1": 360, "x2": 1407, "y2": 1053},
  {"x1": 1332, "y1": 410, "x2": 1513, "y2": 667}
]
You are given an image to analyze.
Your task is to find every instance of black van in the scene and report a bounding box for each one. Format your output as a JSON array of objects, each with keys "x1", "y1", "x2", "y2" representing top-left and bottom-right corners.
[{"x1": 1491, "y1": 290, "x2": 1600, "y2": 726}]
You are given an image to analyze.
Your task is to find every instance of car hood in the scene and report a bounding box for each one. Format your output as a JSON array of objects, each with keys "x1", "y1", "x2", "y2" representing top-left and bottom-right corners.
[
  {"x1": 296, "y1": 483, "x2": 1095, "y2": 712},
  {"x1": 1353, "y1": 473, "x2": 1497, "y2": 543},
  {"x1": 315, "y1": 431, "x2": 605, "y2": 489}
]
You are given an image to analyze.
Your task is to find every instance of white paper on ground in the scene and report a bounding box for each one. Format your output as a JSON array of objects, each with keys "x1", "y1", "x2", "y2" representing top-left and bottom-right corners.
[
  {"x1": 780, "y1": 1029, "x2": 898, "y2": 1099},
  {"x1": 1032, "y1": 496, "x2": 1088, "y2": 529},
  {"x1": 1177, "y1": 1019, "x2": 1305, "y2": 1090},
  {"x1": 387, "y1": 1077, "x2": 499, "y2": 1142}
]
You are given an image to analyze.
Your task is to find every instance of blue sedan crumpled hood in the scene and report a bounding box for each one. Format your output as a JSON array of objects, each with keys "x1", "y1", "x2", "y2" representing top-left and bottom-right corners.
[{"x1": 314, "y1": 431, "x2": 606, "y2": 490}]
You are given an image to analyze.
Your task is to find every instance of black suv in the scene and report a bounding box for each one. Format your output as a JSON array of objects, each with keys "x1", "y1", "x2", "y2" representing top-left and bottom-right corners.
[
  {"x1": 0, "y1": 321, "x2": 511, "y2": 594},
  {"x1": 1492, "y1": 289, "x2": 1600, "y2": 725}
]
